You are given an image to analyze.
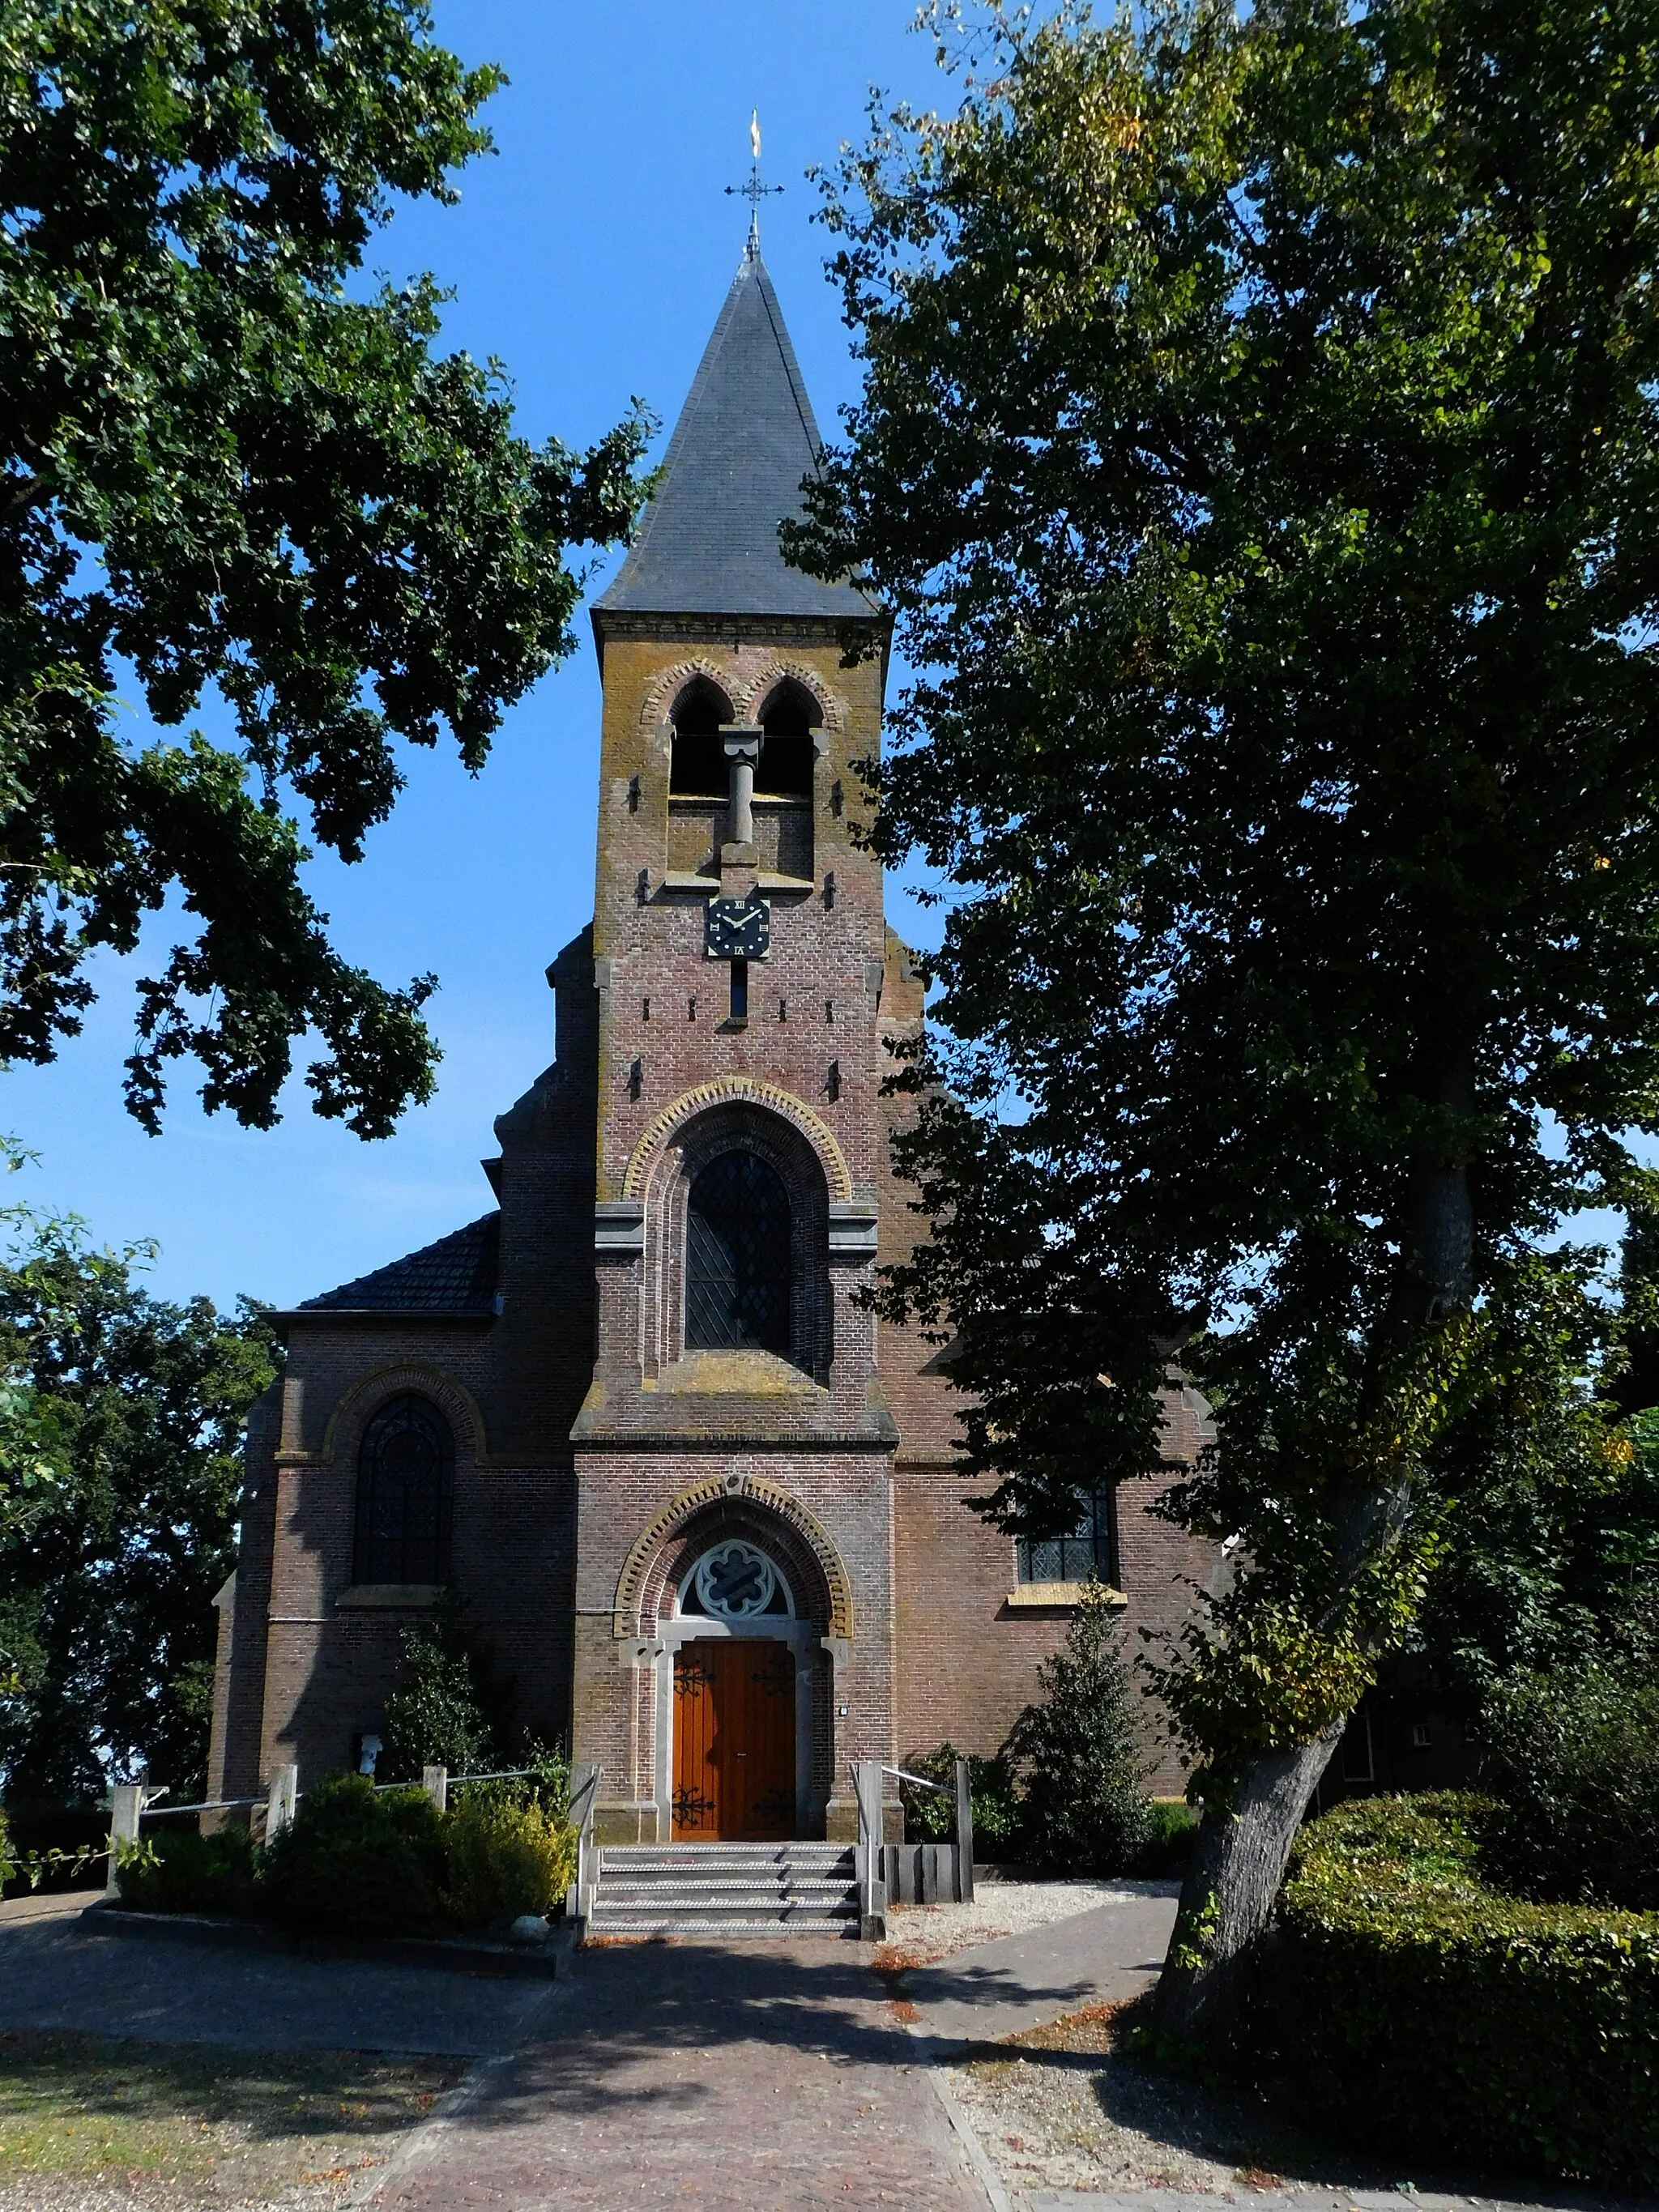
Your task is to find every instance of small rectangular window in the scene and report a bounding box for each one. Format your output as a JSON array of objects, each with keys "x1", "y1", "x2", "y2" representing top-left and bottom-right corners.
[
  {"x1": 729, "y1": 959, "x2": 748, "y2": 1021},
  {"x1": 1411, "y1": 1719, "x2": 1433, "y2": 1750},
  {"x1": 1016, "y1": 1490, "x2": 1118, "y2": 1585}
]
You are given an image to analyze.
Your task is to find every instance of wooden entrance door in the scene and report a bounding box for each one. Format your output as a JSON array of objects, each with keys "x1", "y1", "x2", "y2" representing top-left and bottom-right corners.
[{"x1": 672, "y1": 1639, "x2": 795, "y2": 1839}]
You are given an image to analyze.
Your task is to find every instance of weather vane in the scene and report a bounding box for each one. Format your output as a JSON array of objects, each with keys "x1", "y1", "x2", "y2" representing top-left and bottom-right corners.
[{"x1": 726, "y1": 110, "x2": 783, "y2": 257}]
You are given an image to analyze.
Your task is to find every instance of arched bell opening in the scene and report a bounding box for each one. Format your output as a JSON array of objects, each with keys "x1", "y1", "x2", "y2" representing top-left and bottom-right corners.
[
  {"x1": 754, "y1": 676, "x2": 821, "y2": 799},
  {"x1": 667, "y1": 676, "x2": 733, "y2": 796}
]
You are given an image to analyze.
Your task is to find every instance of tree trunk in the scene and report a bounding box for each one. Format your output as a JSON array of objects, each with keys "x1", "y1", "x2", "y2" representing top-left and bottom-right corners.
[{"x1": 1153, "y1": 1722, "x2": 1344, "y2": 2047}]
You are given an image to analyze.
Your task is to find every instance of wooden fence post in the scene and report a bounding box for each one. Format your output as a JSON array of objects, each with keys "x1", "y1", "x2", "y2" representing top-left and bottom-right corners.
[
  {"x1": 422, "y1": 1764, "x2": 448, "y2": 1812},
  {"x1": 568, "y1": 1762, "x2": 599, "y2": 1928},
  {"x1": 104, "y1": 1783, "x2": 143, "y2": 1899},
  {"x1": 954, "y1": 1756, "x2": 975, "y2": 1904},
  {"x1": 265, "y1": 1764, "x2": 297, "y2": 1841},
  {"x1": 855, "y1": 1759, "x2": 886, "y2": 1941}
]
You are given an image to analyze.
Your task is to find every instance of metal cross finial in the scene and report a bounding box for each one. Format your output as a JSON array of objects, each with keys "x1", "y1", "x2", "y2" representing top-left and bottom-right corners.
[{"x1": 726, "y1": 109, "x2": 783, "y2": 258}]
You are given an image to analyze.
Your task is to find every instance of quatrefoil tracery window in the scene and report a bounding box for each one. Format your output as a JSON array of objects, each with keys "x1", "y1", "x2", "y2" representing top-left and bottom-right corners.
[{"x1": 679, "y1": 1539, "x2": 793, "y2": 1621}]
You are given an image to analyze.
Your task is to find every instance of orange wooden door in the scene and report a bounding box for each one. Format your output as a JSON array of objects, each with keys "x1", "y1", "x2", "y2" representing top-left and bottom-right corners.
[{"x1": 672, "y1": 1639, "x2": 795, "y2": 1839}]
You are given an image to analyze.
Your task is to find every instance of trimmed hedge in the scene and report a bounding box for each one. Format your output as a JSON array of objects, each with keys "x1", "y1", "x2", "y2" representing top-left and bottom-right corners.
[
  {"x1": 113, "y1": 1770, "x2": 579, "y2": 1937},
  {"x1": 259, "y1": 1775, "x2": 447, "y2": 1937},
  {"x1": 441, "y1": 1791, "x2": 574, "y2": 1924},
  {"x1": 1278, "y1": 1793, "x2": 1659, "y2": 2190},
  {"x1": 117, "y1": 1823, "x2": 258, "y2": 1915}
]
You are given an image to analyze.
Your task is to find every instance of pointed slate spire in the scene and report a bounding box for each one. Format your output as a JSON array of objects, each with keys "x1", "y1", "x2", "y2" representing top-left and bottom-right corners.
[{"x1": 595, "y1": 254, "x2": 874, "y2": 621}]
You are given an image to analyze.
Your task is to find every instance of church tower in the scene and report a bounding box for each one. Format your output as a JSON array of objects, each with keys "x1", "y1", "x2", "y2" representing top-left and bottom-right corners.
[{"x1": 571, "y1": 245, "x2": 911, "y2": 1842}]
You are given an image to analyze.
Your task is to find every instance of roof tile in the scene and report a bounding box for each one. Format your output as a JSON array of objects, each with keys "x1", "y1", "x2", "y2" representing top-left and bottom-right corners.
[{"x1": 298, "y1": 1213, "x2": 501, "y2": 1315}]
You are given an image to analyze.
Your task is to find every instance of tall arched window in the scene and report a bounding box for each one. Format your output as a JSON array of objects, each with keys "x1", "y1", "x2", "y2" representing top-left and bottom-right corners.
[
  {"x1": 354, "y1": 1395, "x2": 454, "y2": 1585},
  {"x1": 668, "y1": 676, "x2": 734, "y2": 795},
  {"x1": 686, "y1": 1151, "x2": 792, "y2": 1357},
  {"x1": 754, "y1": 678, "x2": 820, "y2": 798}
]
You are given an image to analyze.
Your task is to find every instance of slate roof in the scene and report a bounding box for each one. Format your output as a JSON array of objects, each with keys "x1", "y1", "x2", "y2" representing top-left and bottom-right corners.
[
  {"x1": 595, "y1": 251, "x2": 876, "y2": 621},
  {"x1": 298, "y1": 1213, "x2": 501, "y2": 1315}
]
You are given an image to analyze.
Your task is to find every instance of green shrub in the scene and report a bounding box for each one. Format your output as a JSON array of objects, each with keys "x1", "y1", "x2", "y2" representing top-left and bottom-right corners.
[
  {"x1": 1135, "y1": 1799, "x2": 1198, "y2": 1875},
  {"x1": 899, "y1": 1743, "x2": 1021, "y2": 1853},
  {"x1": 441, "y1": 1792, "x2": 575, "y2": 1927},
  {"x1": 378, "y1": 1630, "x2": 493, "y2": 1783},
  {"x1": 1480, "y1": 1663, "x2": 1659, "y2": 1909},
  {"x1": 261, "y1": 1775, "x2": 445, "y2": 1937},
  {"x1": 1005, "y1": 1581, "x2": 1153, "y2": 1873},
  {"x1": 115, "y1": 1822, "x2": 258, "y2": 1915},
  {"x1": 0, "y1": 1805, "x2": 10, "y2": 1889},
  {"x1": 1277, "y1": 1792, "x2": 1659, "y2": 2190}
]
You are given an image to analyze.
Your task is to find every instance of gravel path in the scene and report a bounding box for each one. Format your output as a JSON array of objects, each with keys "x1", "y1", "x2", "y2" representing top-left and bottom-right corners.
[
  {"x1": 945, "y1": 2001, "x2": 1296, "y2": 2198},
  {"x1": 880, "y1": 1879, "x2": 1180, "y2": 1971}
]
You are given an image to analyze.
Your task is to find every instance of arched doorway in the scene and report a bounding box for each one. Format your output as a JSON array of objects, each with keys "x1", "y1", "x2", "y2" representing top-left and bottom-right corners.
[{"x1": 670, "y1": 1538, "x2": 798, "y2": 1840}]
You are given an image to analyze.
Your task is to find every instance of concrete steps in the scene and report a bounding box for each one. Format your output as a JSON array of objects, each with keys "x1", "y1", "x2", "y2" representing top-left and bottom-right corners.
[{"x1": 589, "y1": 1842, "x2": 859, "y2": 1939}]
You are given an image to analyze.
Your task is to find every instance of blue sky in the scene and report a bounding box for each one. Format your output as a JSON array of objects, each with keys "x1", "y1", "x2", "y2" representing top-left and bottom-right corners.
[{"x1": 2, "y1": 2, "x2": 953, "y2": 1313}]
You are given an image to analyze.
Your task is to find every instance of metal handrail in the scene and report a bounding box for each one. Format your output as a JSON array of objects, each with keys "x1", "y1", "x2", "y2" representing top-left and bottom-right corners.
[
  {"x1": 138, "y1": 1795, "x2": 263, "y2": 1818},
  {"x1": 444, "y1": 1767, "x2": 545, "y2": 1787},
  {"x1": 883, "y1": 1763, "x2": 949, "y2": 1794}
]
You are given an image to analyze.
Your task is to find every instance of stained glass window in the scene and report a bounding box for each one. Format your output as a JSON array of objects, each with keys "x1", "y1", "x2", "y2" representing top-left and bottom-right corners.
[
  {"x1": 1016, "y1": 1490, "x2": 1118, "y2": 1585},
  {"x1": 685, "y1": 1151, "x2": 791, "y2": 1357},
  {"x1": 354, "y1": 1395, "x2": 454, "y2": 1585}
]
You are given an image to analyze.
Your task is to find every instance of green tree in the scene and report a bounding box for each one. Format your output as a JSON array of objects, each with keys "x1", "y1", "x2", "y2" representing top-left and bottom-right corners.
[
  {"x1": 795, "y1": 0, "x2": 1659, "y2": 2037},
  {"x1": 2, "y1": 0, "x2": 648, "y2": 1135},
  {"x1": 1006, "y1": 1580, "x2": 1153, "y2": 1874},
  {"x1": 378, "y1": 1626, "x2": 493, "y2": 1781},
  {"x1": 0, "y1": 1208, "x2": 277, "y2": 1801},
  {"x1": 1413, "y1": 1253, "x2": 1659, "y2": 1696}
]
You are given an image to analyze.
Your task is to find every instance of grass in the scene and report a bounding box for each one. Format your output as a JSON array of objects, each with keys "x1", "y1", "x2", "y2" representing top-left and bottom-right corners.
[{"x1": 0, "y1": 2031, "x2": 465, "y2": 2206}]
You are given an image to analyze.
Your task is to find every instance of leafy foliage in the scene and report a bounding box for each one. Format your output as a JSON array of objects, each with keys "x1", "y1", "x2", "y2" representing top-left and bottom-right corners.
[
  {"x1": 795, "y1": 0, "x2": 1659, "y2": 1818},
  {"x1": 1479, "y1": 1661, "x2": 1659, "y2": 1912},
  {"x1": 898, "y1": 1741, "x2": 1019, "y2": 1853},
  {"x1": 441, "y1": 1791, "x2": 574, "y2": 1925},
  {"x1": 1, "y1": 0, "x2": 650, "y2": 1132},
  {"x1": 378, "y1": 1628, "x2": 493, "y2": 1782},
  {"x1": 0, "y1": 1205, "x2": 278, "y2": 1801},
  {"x1": 115, "y1": 1822, "x2": 258, "y2": 1916},
  {"x1": 260, "y1": 1774, "x2": 445, "y2": 1937},
  {"x1": 1278, "y1": 1794, "x2": 1659, "y2": 2188},
  {"x1": 1005, "y1": 1581, "x2": 1153, "y2": 1873},
  {"x1": 1406, "y1": 1255, "x2": 1652, "y2": 1690}
]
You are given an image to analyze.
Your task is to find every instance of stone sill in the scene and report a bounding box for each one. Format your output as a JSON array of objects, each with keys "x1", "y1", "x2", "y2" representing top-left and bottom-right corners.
[
  {"x1": 656, "y1": 870, "x2": 816, "y2": 897},
  {"x1": 335, "y1": 1584, "x2": 448, "y2": 1611},
  {"x1": 1004, "y1": 1583, "x2": 1128, "y2": 1610},
  {"x1": 667, "y1": 795, "x2": 810, "y2": 811},
  {"x1": 647, "y1": 1349, "x2": 823, "y2": 1399}
]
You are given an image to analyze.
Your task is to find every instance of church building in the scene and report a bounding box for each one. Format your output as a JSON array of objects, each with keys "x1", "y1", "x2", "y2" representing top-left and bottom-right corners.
[{"x1": 207, "y1": 244, "x2": 1218, "y2": 1845}]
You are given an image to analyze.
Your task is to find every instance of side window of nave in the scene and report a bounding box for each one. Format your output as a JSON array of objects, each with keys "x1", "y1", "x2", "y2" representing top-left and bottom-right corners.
[{"x1": 354, "y1": 1393, "x2": 455, "y2": 1585}]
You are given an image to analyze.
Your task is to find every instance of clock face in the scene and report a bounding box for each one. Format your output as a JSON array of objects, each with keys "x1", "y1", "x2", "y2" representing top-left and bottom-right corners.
[{"x1": 704, "y1": 893, "x2": 770, "y2": 961}]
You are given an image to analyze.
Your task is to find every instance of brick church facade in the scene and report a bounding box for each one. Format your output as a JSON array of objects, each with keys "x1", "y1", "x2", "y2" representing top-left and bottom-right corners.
[{"x1": 207, "y1": 247, "x2": 1219, "y2": 1843}]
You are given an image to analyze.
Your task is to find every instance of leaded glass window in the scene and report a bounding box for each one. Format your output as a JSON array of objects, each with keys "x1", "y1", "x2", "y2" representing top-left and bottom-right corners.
[
  {"x1": 685, "y1": 1151, "x2": 791, "y2": 1357},
  {"x1": 354, "y1": 1395, "x2": 454, "y2": 1585},
  {"x1": 1016, "y1": 1490, "x2": 1118, "y2": 1585}
]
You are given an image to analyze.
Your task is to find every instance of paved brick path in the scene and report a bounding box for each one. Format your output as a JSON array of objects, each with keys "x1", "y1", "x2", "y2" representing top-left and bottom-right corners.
[{"x1": 378, "y1": 1937, "x2": 991, "y2": 2212}]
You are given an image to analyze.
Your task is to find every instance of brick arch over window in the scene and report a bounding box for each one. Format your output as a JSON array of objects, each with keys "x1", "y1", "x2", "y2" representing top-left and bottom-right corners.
[
  {"x1": 624, "y1": 1077, "x2": 851, "y2": 1202},
  {"x1": 637, "y1": 655, "x2": 736, "y2": 731},
  {"x1": 320, "y1": 1364, "x2": 487, "y2": 1468},
  {"x1": 612, "y1": 1472, "x2": 855, "y2": 1641},
  {"x1": 639, "y1": 1100, "x2": 832, "y2": 1379},
  {"x1": 731, "y1": 659, "x2": 846, "y2": 735}
]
